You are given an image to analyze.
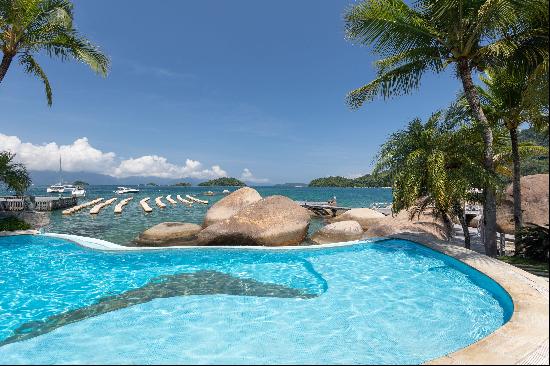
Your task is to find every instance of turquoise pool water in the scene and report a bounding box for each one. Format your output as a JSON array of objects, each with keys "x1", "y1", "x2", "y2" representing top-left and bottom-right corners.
[{"x1": 0, "y1": 235, "x2": 512, "y2": 364}]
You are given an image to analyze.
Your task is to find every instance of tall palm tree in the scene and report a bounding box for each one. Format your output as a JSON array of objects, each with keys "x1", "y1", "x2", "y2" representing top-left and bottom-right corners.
[
  {"x1": 0, "y1": 151, "x2": 31, "y2": 195},
  {"x1": 344, "y1": 0, "x2": 548, "y2": 257},
  {"x1": 478, "y1": 68, "x2": 548, "y2": 238},
  {"x1": 0, "y1": 0, "x2": 109, "y2": 105}
]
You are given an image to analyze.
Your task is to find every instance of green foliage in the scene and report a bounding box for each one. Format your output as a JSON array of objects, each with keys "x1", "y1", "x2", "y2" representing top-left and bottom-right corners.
[
  {"x1": 515, "y1": 225, "x2": 550, "y2": 261},
  {"x1": 518, "y1": 127, "x2": 549, "y2": 175},
  {"x1": 0, "y1": 216, "x2": 31, "y2": 231},
  {"x1": 172, "y1": 182, "x2": 191, "y2": 187},
  {"x1": 198, "y1": 178, "x2": 246, "y2": 187},
  {"x1": 72, "y1": 180, "x2": 88, "y2": 186},
  {"x1": 308, "y1": 173, "x2": 391, "y2": 187},
  {"x1": 0, "y1": 0, "x2": 110, "y2": 105},
  {"x1": 374, "y1": 108, "x2": 498, "y2": 217},
  {"x1": 0, "y1": 151, "x2": 31, "y2": 195},
  {"x1": 344, "y1": 0, "x2": 548, "y2": 108}
]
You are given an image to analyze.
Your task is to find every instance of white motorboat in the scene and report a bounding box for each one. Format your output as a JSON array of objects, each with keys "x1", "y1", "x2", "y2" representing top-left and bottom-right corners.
[
  {"x1": 71, "y1": 186, "x2": 86, "y2": 198},
  {"x1": 115, "y1": 187, "x2": 140, "y2": 194}
]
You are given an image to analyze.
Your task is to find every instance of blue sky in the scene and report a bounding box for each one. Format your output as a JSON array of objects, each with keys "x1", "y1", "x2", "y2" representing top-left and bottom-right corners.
[{"x1": 0, "y1": 0, "x2": 462, "y2": 184}]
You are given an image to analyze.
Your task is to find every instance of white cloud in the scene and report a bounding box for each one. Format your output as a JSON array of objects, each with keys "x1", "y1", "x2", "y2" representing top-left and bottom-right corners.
[
  {"x1": 240, "y1": 168, "x2": 269, "y2": 184},
  {"x1": 112, "y1": 156, "x2": 227, "y2": 179},
  {"x1": 0, "y1": 134, "x2": 116, "y2": 172},
  {"x1": 0, "y1": 134, "x2": 228, "y2": 179}
]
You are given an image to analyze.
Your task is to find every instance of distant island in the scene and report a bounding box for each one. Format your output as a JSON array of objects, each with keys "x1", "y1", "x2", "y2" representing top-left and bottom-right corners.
[
  {"x1": 308, "y1": 173, "x2": 392, "y2": 188},
  {"x1": 146, "y1": 182, "x2": 159, "y2": 186},
  {"x1": 198, "y1": 177, "x2": 246, "y2": 187},
  {"x1": 172, "y1": 182, "x2": 192, "y2": 187},
  {"x1": 72, "y1": 180, "x2": 89, "y2": 186},
  {"x1": 274, "y1": 183, "x2": 308, "y2": 187}
]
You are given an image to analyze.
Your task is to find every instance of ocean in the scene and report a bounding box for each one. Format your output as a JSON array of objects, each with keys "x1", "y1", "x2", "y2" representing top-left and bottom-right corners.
[{"x1": 4, "y1": 185, "x2": 392, "y2": 245}]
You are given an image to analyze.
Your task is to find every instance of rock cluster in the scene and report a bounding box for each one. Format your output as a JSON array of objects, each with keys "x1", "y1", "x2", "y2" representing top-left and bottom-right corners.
[{"x1": 496, "y1": 174, "x2": 549, "y2": 234}]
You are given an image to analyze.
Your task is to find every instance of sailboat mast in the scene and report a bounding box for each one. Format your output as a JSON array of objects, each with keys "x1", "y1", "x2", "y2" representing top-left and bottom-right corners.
[{"x1": 59, "y1": 156, "x2": 63, "y2": 184}]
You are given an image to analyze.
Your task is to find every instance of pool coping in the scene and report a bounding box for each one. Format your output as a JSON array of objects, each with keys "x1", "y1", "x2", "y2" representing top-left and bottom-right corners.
[{"x1": 4, "y1": 231, "x2": 549, "y2": 364}]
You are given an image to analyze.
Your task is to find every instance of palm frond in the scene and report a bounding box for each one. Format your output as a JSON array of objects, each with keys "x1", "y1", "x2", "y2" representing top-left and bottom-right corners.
[{"x1": 19, "y1": 53, "x2": 52, "y2": 105}]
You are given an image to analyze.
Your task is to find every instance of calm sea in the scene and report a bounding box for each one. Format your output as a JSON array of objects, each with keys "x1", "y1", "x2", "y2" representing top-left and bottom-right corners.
[{"x1": 4, "y1": 185, "x2": 392, "y2": 245}]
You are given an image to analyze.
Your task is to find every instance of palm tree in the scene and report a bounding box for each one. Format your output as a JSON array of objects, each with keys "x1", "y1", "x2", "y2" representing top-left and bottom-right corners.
[
  {"x1": 0, "y1": 151, "x2": 31, "y2": 195},
  {"x1": 0, "y1": 0, "x2": 109, "y2": 105},
  {"x1": 374, "y1": 110, "x2": 490, "y2": 249},
  {"x1": 344, "y1": 0, "x2": 548, "y2": 257},
  {"x1": 478, "y1": 68, "x2": 548, "y2": 238}
]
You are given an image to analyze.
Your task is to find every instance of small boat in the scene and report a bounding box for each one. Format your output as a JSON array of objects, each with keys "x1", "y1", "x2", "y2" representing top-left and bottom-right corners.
[
  {"x1": 222, "y1": 189, "x2": 230, "y2": 194},
  {"x1": 115, "y1": 187, "x2": 140, "y2": 194},
  {"x1": 71, "y1": 186, "x2": 86, "y2": 198},
  {"x1": 204, "y1": 191, "x2": 215, "y2": 196}
]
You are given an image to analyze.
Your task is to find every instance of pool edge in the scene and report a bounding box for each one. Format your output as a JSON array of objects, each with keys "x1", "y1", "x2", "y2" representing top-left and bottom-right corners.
[{"x1": 389, "y1": 233, "x2": 549, "y2": 366}]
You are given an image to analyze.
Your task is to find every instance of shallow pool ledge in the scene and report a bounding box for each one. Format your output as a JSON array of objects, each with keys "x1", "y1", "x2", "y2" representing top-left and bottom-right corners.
[{"x1": 389, "y1": 233, "x2": 549, "y2": 365}]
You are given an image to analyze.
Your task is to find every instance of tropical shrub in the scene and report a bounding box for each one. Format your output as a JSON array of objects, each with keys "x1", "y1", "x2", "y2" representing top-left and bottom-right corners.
[
  {"x1": 515, "y1": 225, "x2": 550, "y2": 261},
  {"x1": 0, "y1": 216, "x2": 31, "y2": 231}
]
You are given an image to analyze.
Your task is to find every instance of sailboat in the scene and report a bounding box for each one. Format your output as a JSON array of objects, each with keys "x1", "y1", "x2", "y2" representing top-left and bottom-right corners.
[{"x1": 46, "y1": 157, "x2": 86, "y2": 197}]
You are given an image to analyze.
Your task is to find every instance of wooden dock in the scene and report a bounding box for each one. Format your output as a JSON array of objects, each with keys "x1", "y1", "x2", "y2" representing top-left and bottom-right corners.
[
  {"x1": 1, "y1": 196, "x2": 77, "y2": 212},
  {"x1": 297, "y1": 201, "x2": 351, "y2": 217}
]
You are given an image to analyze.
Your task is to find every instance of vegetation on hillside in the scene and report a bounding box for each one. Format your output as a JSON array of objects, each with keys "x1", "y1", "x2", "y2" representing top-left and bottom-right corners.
[
  {"x1": 308, "y1": 173, "x2": 391, "y2": 187},
  {"x1": 0, "y1": 151, "x2": 31, "y2": 195},
  {"x1": 172, "y1": 182, "x2": 192, "y2": 187},
  {"x1": 146, "y1": 182, "x2": 158, "y2": 186},
  {"x1": 73, "y1": 180, "x2": 89, "y2": 186},
  {"x1": 0, "y1": 0, "x2": 110, "y2": 105},
  {"x1": 198, "y1": 178, "x2": 246, "y2": 187},
  {"x1": 518, "y1": 128, "x2": 549, "y2": 176},
  {"x1": 0, "y1": 216, "x2": 31, "y2": 231}
]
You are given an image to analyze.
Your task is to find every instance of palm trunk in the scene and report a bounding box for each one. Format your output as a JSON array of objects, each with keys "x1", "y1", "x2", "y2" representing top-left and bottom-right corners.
[
  {"x1": 453, "y1": 202, "x2": 471, "y2": 249},
  {"x1": 0, "y1": 53, "x2": 14, "y2": 83},
  {"x1": 457, "y1": 58, "x2": 498, "y2": 257},
  {"x1": 509, "y1": 126, "x2": 523, "y2": 252}
]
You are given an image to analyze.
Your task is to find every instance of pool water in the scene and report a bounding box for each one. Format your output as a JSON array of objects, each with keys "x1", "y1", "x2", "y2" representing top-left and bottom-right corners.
[{"x1": 0, "y1": 235, "x2": 512, "y2": 364}]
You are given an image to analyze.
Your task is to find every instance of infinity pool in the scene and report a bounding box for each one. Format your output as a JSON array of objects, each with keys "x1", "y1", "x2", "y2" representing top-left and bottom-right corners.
[{"x1": 0, "y1": 235, "x2": 512, "y2": 364}]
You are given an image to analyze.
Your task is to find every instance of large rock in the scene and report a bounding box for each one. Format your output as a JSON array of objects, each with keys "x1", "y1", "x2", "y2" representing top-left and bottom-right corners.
[
  {"x1": 311, "y1": 220, "x2": 363, "y2": 244},
  {"x1": 364, "y1": 209, "x2": 452, "y2": 241},
  {"x1": 197, "y1": 195, "x2": 311, "y2": 246},
  {"x1": 497, "y1": 174, "x2": 549, "y2": 234},
  {"x1": 203, "y1": 187, "x2": 262, "y2": 227},
  {"x1": 135, "y1": 222, "x2": 202, "y2": 246},
  {"x1": 330, "y1": 207, "x2": 386, "y2": 230}
]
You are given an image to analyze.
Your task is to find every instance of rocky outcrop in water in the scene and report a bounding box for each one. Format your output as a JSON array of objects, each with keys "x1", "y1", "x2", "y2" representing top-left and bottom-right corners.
[
  {"x1": 197, "y1": 195, "x2": 311, "y2": 246},
  {"x1": 496, "y1": 174, "x2": 549, "y2": 234},
  {"x1": 135, "y1": 222, "x2": 202, "y2": 246},
  {"x1": 311, "y1": 220, "x2": 363, "y2": 244},
  {"x1": 330, "y1": 207, "x2": 386, "y2": 230},
  {"x1": 364, "y1": 209, "x2": 452, "y2": 241},
  {"x1": 203, "y1": 187, "x2": 262, "y2": 227}
]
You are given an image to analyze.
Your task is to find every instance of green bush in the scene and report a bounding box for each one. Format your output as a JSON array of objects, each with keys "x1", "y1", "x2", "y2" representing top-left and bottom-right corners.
[
  {"x1": 515, "y1": 225, "x2": 549, "y2": 262},
  {"x1": 0, "y1": 216, "x2": 32, "y2": 231}
]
